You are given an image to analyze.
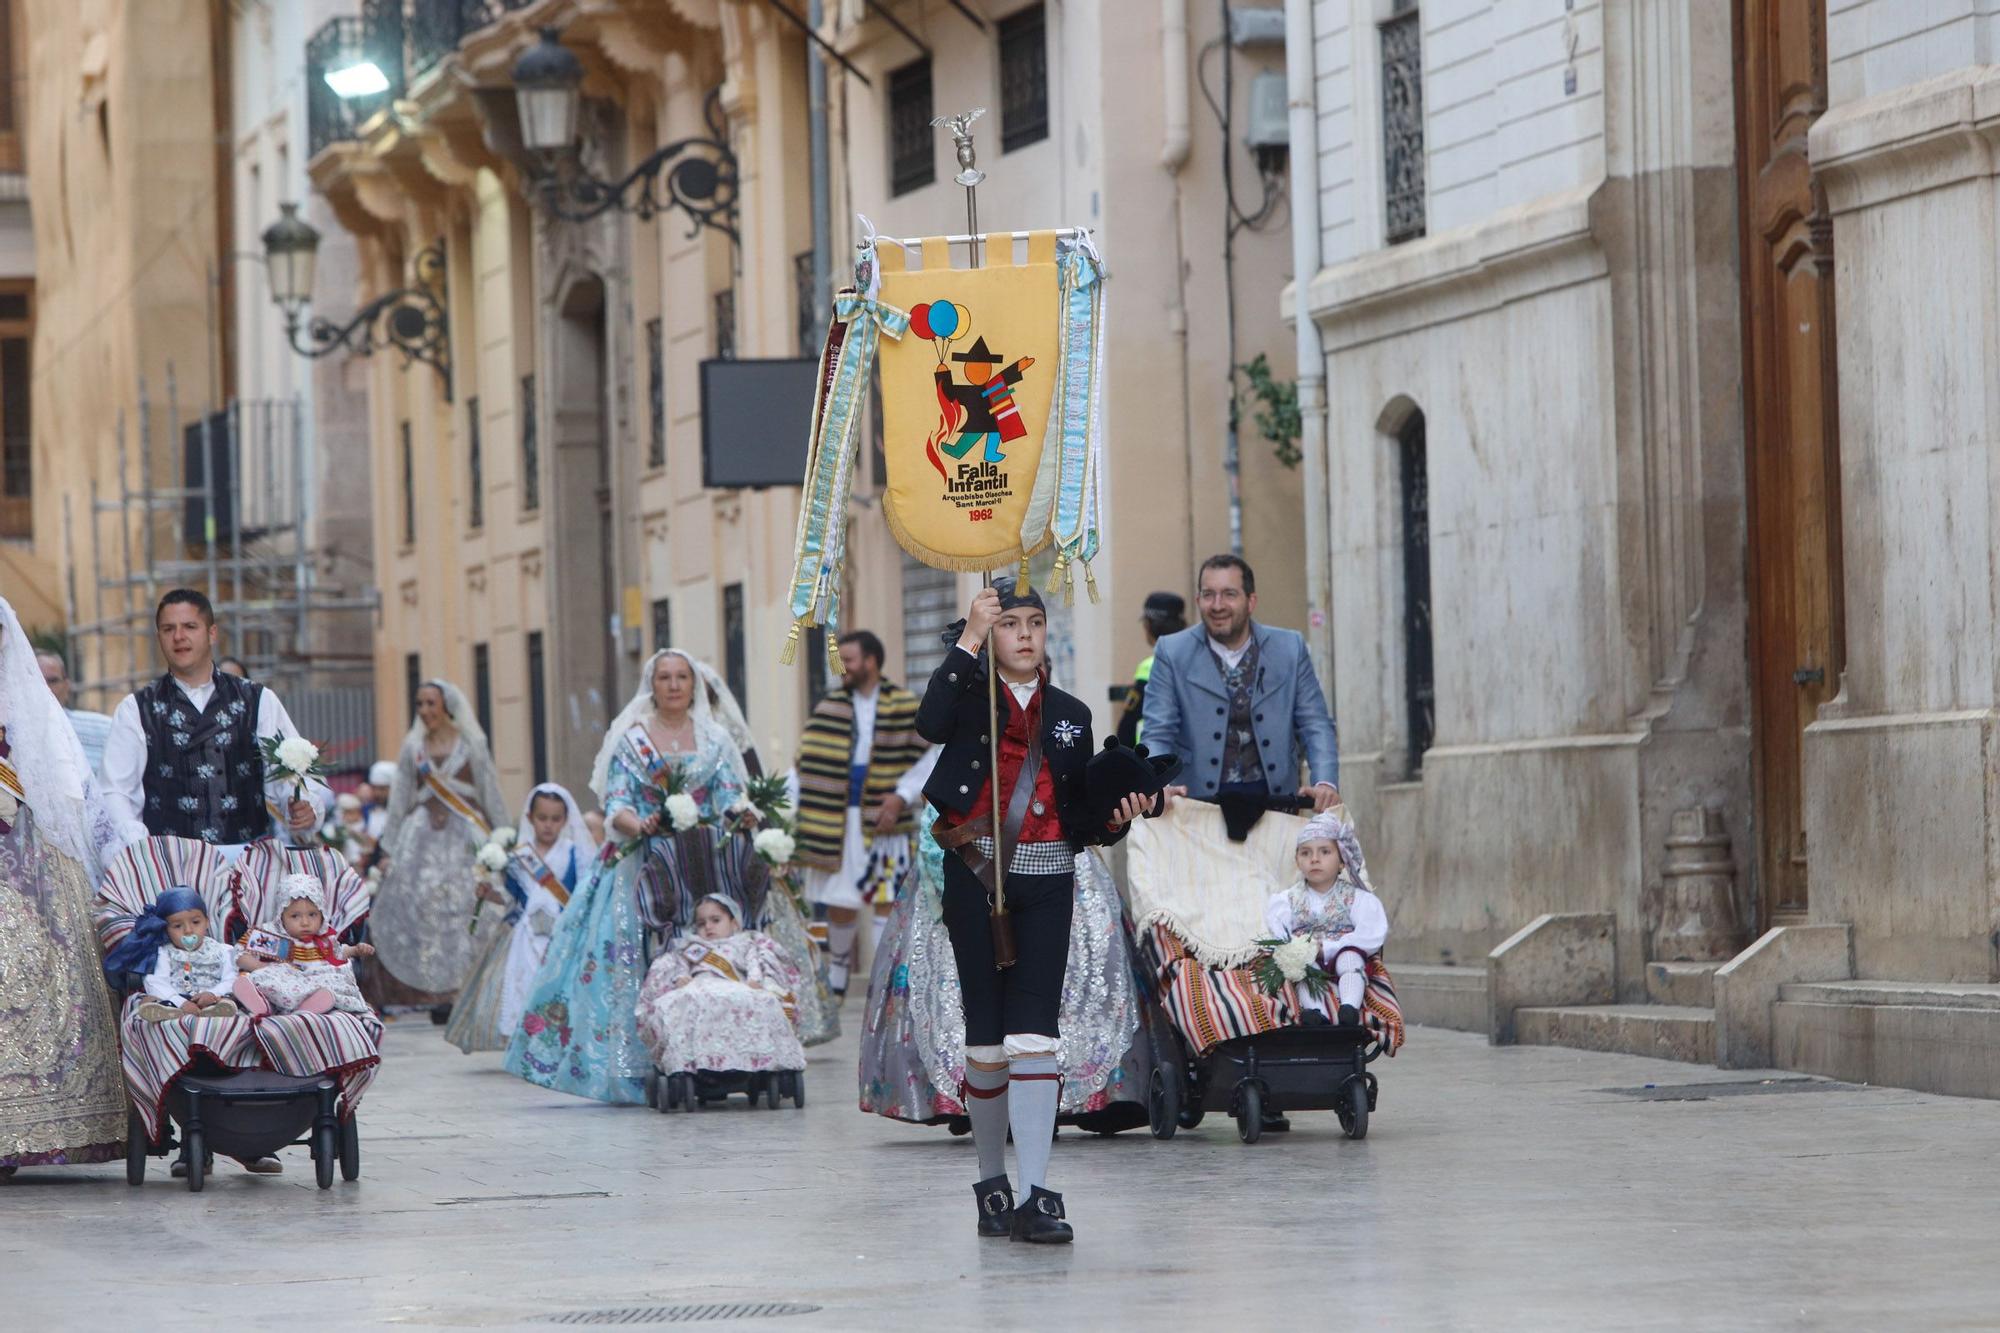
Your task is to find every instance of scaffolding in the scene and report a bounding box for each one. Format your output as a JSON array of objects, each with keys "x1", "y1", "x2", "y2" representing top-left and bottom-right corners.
[{"x1": 63, "y1": 366, "x2": 381, "y2": 770}]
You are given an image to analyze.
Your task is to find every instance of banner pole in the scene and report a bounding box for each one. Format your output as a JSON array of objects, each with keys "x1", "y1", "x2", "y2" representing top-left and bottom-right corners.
[{"x1": 935, "y1": 108, "x2": 1011, "y2": 951}]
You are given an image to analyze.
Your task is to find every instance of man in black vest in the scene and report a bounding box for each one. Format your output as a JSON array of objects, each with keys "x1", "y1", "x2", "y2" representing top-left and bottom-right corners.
[{"x1": 102, "y1": 589, "x2": 323, "y2": 851}]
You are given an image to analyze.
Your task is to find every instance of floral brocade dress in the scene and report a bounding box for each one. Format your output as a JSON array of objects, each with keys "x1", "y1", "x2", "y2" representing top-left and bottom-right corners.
[
  {"x1": 504, "y1": 731, "x2": 744, "y2": 1105},
  {"x1": 635, "y1": 932, "x2": 806, "y2": 1075},
  {"x1": 0, "y1": 755, "x2": 126, "y2": 1169}
]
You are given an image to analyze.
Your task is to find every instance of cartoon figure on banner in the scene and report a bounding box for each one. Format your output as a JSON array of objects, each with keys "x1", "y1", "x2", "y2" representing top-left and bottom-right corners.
[{"x1": 911, "y1": 298, "x2": 1036, "y2": 474}]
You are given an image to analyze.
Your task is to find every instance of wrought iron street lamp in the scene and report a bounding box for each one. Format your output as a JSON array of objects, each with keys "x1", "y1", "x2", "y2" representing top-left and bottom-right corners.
[
  {"x1": 510, "y1": 28, "x2": 740, "y2": 244},
  {"x1": 260, "y1": 203, "x2": 454, "y2": 400}
]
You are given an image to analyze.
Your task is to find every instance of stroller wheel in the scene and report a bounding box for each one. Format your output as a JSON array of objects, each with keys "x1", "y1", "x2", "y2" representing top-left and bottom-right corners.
[
  {"x1": 1147, "y1": 1066, "x2": 1179, "y2": 1140},
  {"x1": 126, "y1": 1106, "x2": 149, "y2": 1186},
  {"x1": 339, "y1": 1115, "x2": 361, "y2": 1181},
  {"x1": 314, "y1": 1123, "x2": 337, "y2": 1189},
  {"x1": 765, "y1": 1077, "x2": 781, "y2": 1111},
  {"x1": 678, "y1": 1074, "x2": 697, "y2": 1113},
  {"x1": 792, "y1": 1071, "x2": 806, "y2": 1108},
  {"x1": 1235, "y1": 1084, "x2": 1264, "y2": 1145},
  {"x1": 1342, "y1": 1076, "x2": 1370, "y2": 1141},
  {"x1": 183, "y1": 1130, "x2": 206, "y2": 1193},
  {"x1": 644, "y1": 1071, "x2": 660, "y2": 1110}
]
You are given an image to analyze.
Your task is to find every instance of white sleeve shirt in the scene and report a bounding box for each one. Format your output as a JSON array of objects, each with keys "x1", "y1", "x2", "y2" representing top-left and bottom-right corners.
[
  {"x1": 102, "y1": 676, "x2": 329, "y2": 844},
  {"x1": 895, "y1": 745, "x2": 941, "y2": 806}
]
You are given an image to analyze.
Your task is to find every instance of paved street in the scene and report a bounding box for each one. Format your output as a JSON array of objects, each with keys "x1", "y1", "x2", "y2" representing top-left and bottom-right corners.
[{"x1": 10, "y1": 1014, "x2": 2000, "y2": 1331}]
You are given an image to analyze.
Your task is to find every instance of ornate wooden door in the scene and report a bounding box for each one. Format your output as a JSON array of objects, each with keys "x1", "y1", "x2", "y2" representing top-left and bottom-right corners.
[{"x1": 1734, "y1": 0, "x2": 1843, "y2": 924}]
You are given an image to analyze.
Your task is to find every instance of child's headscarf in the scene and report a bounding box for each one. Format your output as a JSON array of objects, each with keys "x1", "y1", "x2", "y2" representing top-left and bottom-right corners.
[
  {"x1": 273, "y1": 874, "x2": 345, "y2": 964},
  {"x1": 698, "y1": 893, "x2": 743, "y2": 926},
  {"x1": 1296, "y1": 808, "x2": 1370, "y2": 888},
  {"x1": 103, "y1": 886, "x2": 208, "y2": 982}
]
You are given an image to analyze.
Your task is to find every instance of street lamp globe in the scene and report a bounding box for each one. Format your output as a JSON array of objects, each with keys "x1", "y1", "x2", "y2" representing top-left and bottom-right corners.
[
  {"x1": 261, "y1": 203, "x2": 322, "y2": 322},
  {"x1": 512, "y1": 28, "x2": 584, "y2": 155}
]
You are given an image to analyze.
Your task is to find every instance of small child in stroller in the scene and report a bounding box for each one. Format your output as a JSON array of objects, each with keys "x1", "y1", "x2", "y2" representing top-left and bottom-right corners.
[
  {"x1": 233, "y1": 875, "x2": 375, "y2": 1017},
  {"x1": 1264, "y1": 811, "x2": 1390, "y2": 1028},
  {"x1": 636, "y1": 894, "x2": 805, "y2": 1078},
  {"x1": 104, "y1": 886, "x2": 242, "y2": 1023}
]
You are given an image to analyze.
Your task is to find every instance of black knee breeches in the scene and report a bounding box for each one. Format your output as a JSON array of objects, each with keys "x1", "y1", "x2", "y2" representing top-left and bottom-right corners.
[{"x1": 939, "y1": 851, "x2": 1073, "y2": 1046}]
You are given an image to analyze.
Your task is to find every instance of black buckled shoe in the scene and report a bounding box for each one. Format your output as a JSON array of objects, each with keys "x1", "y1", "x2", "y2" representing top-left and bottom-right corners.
[
  {"x1": 973, "y1": 1175, "x2": 1015, "y2": 1237},
  {"x1": 1010, "y1": 1186, "x2": 1074, "y2": 1245},
  {"x1": 1337, "y1": 1003, "x2": 1362, "y2": 1028},
  {"x1": 1300, "y1": 1008, "x2": 1332, "y2": 1027}
]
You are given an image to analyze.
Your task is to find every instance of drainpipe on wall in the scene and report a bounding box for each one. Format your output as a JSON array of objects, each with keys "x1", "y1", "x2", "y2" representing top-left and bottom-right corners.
[
  {"x1": 1284, "y1": 0, "x2": 1332, "y2": 688},
  {"x1": 1161, "y1": 0, "x2": 1197, "y2": 582},
  {"x1": 808, "y1": 0, "x2": 832, "y2": 332}
]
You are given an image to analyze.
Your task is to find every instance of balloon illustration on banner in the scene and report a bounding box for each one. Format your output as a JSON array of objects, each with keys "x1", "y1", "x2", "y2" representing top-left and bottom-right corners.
[{"x1": 909, "y1": 299, "x2": 970, "y2": 363}]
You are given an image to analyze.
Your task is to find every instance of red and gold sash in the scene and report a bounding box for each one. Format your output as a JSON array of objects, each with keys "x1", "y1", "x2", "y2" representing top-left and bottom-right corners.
[
  {"x1": 417, "y1": 758, "x2": 493, "y2": 839},
  {"x1": 510, "y1": 843, "x2": 571, "y2": 908},
  {"x1": 0, "y1": 756, "x2": 23, "y2": 804},
  {"x1": 681, "y1": 940, "x2": 743, "y2": 983}
]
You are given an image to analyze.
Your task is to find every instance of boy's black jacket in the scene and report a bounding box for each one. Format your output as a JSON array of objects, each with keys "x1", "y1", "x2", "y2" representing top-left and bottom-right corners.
[{"x1": 915, "y1": 645, "x2": 1127, "y2": 853}]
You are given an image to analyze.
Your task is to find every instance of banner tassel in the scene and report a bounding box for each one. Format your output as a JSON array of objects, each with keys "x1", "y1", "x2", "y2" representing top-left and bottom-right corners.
[
  {"x1": 1083, "y1": 561, "x2": 1100, "y2": 605},
  {"x1": 779, "y1": 622, "x2": 802, "y2": 666},
  {"x1": 1018, "y1": 554, "x2": 1032, "y2": 592}
]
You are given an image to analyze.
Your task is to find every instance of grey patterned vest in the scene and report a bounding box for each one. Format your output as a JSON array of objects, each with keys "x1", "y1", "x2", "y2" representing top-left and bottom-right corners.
[
  {"x1": 136, "y1": 672, "x2": 268, "y2": 844},
  {"x1": 1210, "y1": 635, "x2": 1266, "y2": 788}
]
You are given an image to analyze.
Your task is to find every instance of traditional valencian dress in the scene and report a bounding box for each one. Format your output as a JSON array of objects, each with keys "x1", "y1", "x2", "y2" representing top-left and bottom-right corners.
[
  {"x1": 1264, "y1": 877, "x2": 1390, "y2": 1020},
  {"x1": 0, "y1": 596, "x2": 142, "y2": 1171},
  {"x1": 445, "y1": 784, "x2": 593, "y2": 1054},
  {"x1": 507, "y1": 651, "x2": 751, "y2": 1105},
  {"x1": 636, "y1": 925, "x2": 806, "y2": 1076},
  {"x1": 368, "y1": 682, "x2": 509, "y2": 1008}
]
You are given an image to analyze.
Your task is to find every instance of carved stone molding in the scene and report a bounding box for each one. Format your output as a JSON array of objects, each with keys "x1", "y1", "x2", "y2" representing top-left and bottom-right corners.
[{"x1": 522, "y1": 549, "x2": 545, "y2": 581}]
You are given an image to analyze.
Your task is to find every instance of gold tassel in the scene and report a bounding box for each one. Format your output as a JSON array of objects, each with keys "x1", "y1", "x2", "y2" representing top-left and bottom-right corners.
[
  {"x1": 779, "y1": 622, "x2": 802, "y2": 666},
  {"x1": 1017, "y1": 553, "x2": 1032, "y2": 592},
  {"x1": 827, "y1": 632, "x2": 843, "y2": 677},
  {"x1": 1084, "y1": 561, "x2": 1101, "y2": 604}
]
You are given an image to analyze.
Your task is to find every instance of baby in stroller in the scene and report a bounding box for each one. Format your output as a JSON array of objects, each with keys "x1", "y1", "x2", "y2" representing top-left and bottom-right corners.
[
  {"x1": 1265, "y1": 811, "x2": 1390, "y2": 1029},
  {"x1": 104, "y1": 886, "x2": 242, "y2": 1022},
  {"x1": 636, "y1": 894, "x2": 806, "y2": 1097},
  {"x1": 232, "y1": 875, "x2": 375, "y2": 1017}
]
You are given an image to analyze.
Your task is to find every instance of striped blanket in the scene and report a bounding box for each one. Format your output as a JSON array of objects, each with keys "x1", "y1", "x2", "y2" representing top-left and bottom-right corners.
[
  {"x1": 1141, "y1": 923, "x2": 1404, "y2": 1057},
  {"x1": 96, "y1": 838, "x2": 384, "y2": 1139}
]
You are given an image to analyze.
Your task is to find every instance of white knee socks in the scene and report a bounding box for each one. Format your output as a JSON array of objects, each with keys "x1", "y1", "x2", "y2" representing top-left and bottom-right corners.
[
  {"x1": 1007, "y1": 1053, "x2": 1061, "y2": 1193},
  {"x1": 824, "y1": 916, "x2": 860, "y2": 992},
  {"x1": 1334, "y1": 951, "x2": 1366, "y2": 1011},
  {"x1": 963, "y1": 1058, "x2": 1010, "y2": 1181}
]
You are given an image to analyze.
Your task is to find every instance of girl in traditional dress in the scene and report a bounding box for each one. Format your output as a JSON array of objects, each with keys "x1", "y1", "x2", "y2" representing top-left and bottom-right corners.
[
  {"x1": 0, "y1": 596, "x2": 146, "y2": 1174},
  {"x1": 232, "y1": 875, "x2": 375, "y2": 1016},
  {"x1": 445, "y1": 783, "x2": 594, "y2": 1053},
  {"x1": 636, "y1": 894, "x2": 805, "y2": 1078},
  {"x1": 1265, "y1": 810, "x2": 1391, "y2": 1027},
  {"x1": 367, "y1": 680, "x2": 508, "y2": 1016},
  {"x1": 506, "y1": 649, "x2": 753, "y2": 1105}
]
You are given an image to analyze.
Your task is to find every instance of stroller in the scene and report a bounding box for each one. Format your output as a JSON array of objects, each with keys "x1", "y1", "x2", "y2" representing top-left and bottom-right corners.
[
  {"x1": 1124, "y1": 796, "x2": 1401, "y2": 1143},
  {"x1": 95, "y1": 838, "x2": 384, "y2": 1190},
  {"x1": 630, "y1": 826, "x2": 807, "y2": 1113}
]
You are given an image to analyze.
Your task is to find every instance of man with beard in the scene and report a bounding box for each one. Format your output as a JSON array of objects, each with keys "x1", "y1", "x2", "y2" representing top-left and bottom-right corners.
[
  {"x1": 1143, "y1": 554, "x2": 1340, "y2": 813},
  {"x1": 790, "y1": 630, "x2": 938, "y2": 995}
]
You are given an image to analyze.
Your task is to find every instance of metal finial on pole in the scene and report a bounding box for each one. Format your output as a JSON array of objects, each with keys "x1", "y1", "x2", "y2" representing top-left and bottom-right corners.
[{"x1": 932, "y1": 108, "x2": 986, "y2": 266}]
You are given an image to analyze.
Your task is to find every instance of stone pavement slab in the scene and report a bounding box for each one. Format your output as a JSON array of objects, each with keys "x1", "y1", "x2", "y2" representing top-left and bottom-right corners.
[{"x1": 7, "y1": 1014, "x2": 2000, "y2": 1330}]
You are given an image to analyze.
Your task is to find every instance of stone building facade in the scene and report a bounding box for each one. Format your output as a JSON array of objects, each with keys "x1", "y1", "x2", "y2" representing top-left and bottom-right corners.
[
  {"x1": 1294, "y1": 0, "x2": 2000, "y2": 1096},
  {"x1": 308, "y1": 0, "x2": 1304, "y2": 799}
]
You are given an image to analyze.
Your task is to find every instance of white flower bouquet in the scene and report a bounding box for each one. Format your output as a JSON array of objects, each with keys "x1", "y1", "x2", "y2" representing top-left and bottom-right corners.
[
  {"x1": 470, "y1": 838, "x2": 513, "y2": 934},
  {"x1": 753, "y1": 827, "x2": 797, "y2": 868},
  {"x1": 490, "y1": 825, "x2": 518, "y2": 849},
  {"x1": 259, "y1": 734, "x2": 330, "y2": 803},
  {"x1": 1250, "y1": 934, "x2": 1332, "y2": 1002},
  {"x1": 664, "y1": 793, "x2": 702, "y2": 832}
]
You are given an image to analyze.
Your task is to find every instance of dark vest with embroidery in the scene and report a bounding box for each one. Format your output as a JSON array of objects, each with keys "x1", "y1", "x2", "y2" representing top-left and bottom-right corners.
[{"x1": 136, "y1": 672, "x2": 268, "y2": 844}]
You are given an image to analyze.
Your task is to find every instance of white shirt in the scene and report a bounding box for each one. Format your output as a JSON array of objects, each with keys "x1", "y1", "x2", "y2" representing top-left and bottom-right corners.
[
  {"x1": 1004, "y1": 678, "x2": 1040, "y2": 711},
  {"x1": 1213, "y1": 636, "x2": 1253, "y2": 672},
  {"x1": 143, "y1": 937, "x2": 239, "y2": 1005},
  {"x1": 102, "y1": 672, "x2": 328, "y2": 852},
  {"x1": 1264, "y1": 880, "x2": 1391, "y2": 961}
]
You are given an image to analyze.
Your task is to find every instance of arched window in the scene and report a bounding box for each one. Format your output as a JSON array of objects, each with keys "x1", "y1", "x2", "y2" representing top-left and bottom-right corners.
[{"x1": 1397, "y1": 409, "x2": 1433, "y2": 776}]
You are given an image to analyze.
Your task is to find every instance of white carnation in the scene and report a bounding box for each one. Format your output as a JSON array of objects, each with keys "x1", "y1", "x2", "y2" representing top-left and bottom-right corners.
[
  {"x1": 1272, "y1": 935, "x2": 1318, "y2": 984},
  {"x1": 665, "y1": 793, "x2": 701, "y2": 832},
  {"x1": 274, "y1": 736, "x2": 319, "y2": 775},
  {"x1": 475, "y1": 842, "x2": 510, "y2": 872},
  {"x1": 753, "y1": 828, "x2": 796, "y2": 866},
  {"x1": 490, "y1": 825, "x2": 518, "y2": 849}
]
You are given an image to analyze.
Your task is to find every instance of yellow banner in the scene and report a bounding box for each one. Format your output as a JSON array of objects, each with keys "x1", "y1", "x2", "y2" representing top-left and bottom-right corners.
[{"x1": 877, "y1": 233, "x2": 1061, "y2": 571}]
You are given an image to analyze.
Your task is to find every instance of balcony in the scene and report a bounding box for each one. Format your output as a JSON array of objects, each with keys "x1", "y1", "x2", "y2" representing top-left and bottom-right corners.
[{"x1": 308, "y1": 0, "x2": 541, "y2": 160}]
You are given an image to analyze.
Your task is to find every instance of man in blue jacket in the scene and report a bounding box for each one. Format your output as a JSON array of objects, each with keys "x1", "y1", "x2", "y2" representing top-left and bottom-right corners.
[{"x1": 1141, "y1": 554, "x2": 1340, "y2": 811}]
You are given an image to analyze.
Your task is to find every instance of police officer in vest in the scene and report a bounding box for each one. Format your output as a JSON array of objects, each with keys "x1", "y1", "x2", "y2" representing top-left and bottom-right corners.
[
  {"x1": 1115, "y1": 591, "x2": 1187, "y2": 747},
  {"x1": 103, "y1": 589, "x2": 326, "y2": 854}
]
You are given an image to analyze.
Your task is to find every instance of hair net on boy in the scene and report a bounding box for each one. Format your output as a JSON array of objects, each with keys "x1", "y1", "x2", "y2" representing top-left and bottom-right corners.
[{"x1": 1296, "y1": 809, "x2": 1371, "y2": 888}]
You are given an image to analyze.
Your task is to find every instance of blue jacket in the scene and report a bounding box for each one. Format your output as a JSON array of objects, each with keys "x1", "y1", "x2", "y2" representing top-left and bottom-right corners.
[{"x1": 1139, "y1": 622, "x2": 1338, "y2": 798}]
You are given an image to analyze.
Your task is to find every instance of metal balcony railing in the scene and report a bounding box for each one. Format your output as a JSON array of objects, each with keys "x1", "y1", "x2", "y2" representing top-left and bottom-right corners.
[{"x1": 311, "y1": 0, "x2": 539, "y2": 157}]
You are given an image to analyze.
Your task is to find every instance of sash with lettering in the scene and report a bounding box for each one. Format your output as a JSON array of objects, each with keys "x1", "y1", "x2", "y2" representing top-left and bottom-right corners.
[
  {"x1": 509, "y1": 842, "x2": 572, "y2": 908},
  {"x1": 617, "y1": 724, "x2": 673, "y2": 794},
  {"x1": 417, "y1": 757, "x2": 493, "y2": 840}
]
